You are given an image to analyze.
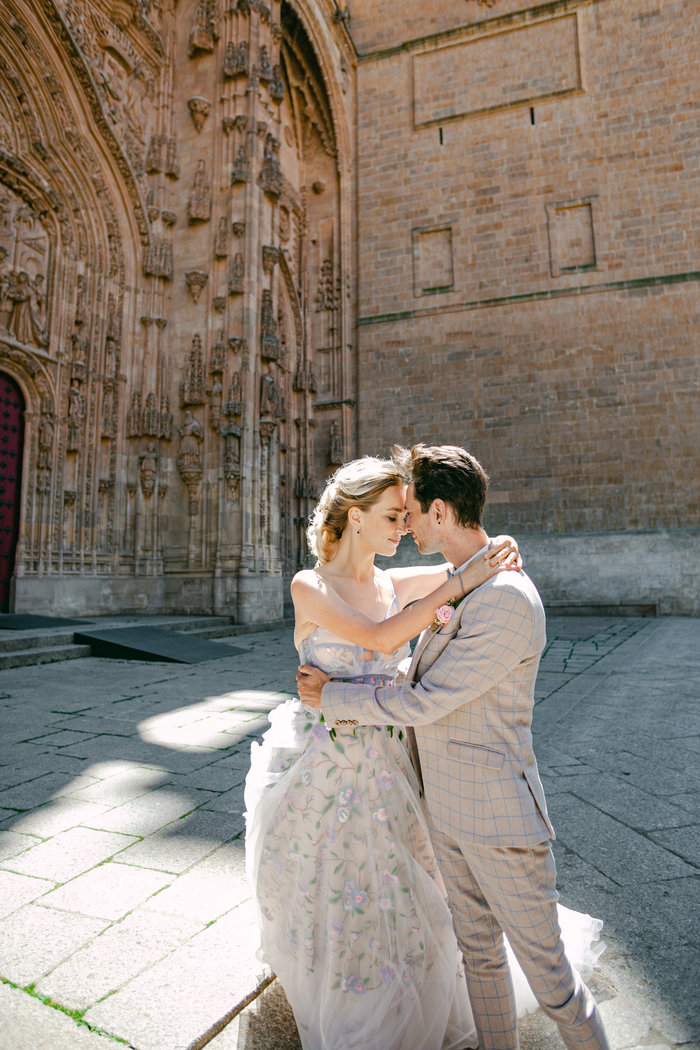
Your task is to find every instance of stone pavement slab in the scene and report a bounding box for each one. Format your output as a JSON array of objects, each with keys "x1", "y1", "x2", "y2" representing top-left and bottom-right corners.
[
  {"x1": 0, "y1": 618, "x2": 698, "y2": 1049},
  {"x1": 0, "y1": 983, "x2": 118, "y2": 1050}
]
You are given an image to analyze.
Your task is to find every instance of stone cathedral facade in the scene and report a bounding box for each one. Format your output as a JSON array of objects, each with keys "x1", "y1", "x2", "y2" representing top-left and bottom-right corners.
[{"x1": 0, "y1": 0, "x2": 697, "y2": 620}]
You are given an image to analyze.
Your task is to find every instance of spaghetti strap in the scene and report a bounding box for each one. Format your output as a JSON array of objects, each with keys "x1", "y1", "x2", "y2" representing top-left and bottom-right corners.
[{"x1": 385, "y1": 573, "x2": 400, "y2": 616}]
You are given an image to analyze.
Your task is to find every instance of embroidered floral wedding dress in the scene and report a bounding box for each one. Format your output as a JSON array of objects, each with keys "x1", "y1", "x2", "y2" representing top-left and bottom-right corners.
[{"x1": 244, "y1": 591, "x2": 604, "y2": 1050}]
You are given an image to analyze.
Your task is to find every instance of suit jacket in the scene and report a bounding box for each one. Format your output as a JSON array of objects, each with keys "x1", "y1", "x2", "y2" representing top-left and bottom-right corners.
[{"x1": 322, "y1": 570, "x2": 554, "y2": 848}]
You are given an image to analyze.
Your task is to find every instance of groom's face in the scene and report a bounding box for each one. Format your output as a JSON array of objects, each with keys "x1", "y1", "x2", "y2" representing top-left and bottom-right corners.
[{"x1": 404, "y1": 484, "x2": 442, "y2": 556}]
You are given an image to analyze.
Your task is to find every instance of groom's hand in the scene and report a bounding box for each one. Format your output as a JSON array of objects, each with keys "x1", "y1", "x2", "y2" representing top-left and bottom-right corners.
[{"x1": 296, "y1": 664, "x2": 329, "y2": 709}]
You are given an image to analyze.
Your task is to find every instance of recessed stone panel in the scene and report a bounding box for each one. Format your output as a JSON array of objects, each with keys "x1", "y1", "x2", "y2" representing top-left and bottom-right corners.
[
  {"x1": 413, "y1": 14, "x2": 582, "y2": 127},
  {"x1": 546, "y1": 199, "x2": 597, "y2": 277},
  {"x1": 413, "y1": 226, "x2": 454, "y2": 296}
]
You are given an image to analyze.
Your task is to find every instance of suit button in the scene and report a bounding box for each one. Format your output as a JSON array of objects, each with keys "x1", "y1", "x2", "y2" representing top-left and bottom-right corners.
[
  {"x1": 352, "y1": 720, "x2": 358, "y2": 725},
  {"x1": 335, "y1": 720, "x2": 341, "y2": 726}
]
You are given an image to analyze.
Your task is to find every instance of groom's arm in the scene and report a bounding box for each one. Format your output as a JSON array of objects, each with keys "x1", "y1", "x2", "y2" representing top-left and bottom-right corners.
[{"x1": 322, "y1": 584, "x2": 534, "y2": 728}]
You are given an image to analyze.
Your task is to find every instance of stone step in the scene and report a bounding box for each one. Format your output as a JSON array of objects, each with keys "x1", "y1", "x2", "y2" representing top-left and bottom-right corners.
[
  {"x1": 0, "y1": 629, "x2": 78, "y2": 654},
  {"x1": 0, "y1": 643, "x2": 92, "y2": 670}
]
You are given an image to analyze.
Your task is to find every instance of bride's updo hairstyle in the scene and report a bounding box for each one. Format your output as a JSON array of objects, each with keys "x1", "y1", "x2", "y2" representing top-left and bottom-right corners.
[{"x1": 307, "y1": 457, "x2": 407, "y2": 566}]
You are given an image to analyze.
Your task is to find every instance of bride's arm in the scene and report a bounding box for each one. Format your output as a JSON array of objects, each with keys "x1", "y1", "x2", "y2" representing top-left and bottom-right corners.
[
  {"x1": 389, "y1": 534, "x2": 522, "y2": 606},
  {"x1": 291, "y1": 540, "x2": 517, "y2": 655}
]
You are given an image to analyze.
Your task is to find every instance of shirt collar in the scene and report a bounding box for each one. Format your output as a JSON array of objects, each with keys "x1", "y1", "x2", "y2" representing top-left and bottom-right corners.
[{"x1": 451, "y1": 542, "x2": 491, "y2": 578}]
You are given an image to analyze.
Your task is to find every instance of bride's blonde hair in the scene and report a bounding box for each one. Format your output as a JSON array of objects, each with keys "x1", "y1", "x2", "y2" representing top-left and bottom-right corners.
[{"x1": 307, "y1": 457, "x2": 407, "y2": 566}]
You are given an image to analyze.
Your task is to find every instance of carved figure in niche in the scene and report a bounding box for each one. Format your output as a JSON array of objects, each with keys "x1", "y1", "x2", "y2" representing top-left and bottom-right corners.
[
  {"x1": 146, "y1": 132, "x2": 165, "y2": 173},
  {"x1": 257, "y1": 44, "x2": 271, "y2": 80},
  {"x1": 260, "y1": 370, "x2": 281, "y2": 418},
  {"x1": 223, "y1": 373, "x2": 242, "y2": 419},
  {"x1": 67, "y1": 380, "x2": 85, "y2": 452},
  {"x1": 160, "y1": 394, "x2": 173, "y2": 440},
  {"x1": 102, "y1": 379, "x2": 115, "y2": 436},
  {"x1": 139, "y1": 442, "x2": 159, "y2": 497},
  {"x1": 144, "y1": 237, "x2": 173, "y2": 279},
  {"x1": 0, "y1": 247, "x2": 11, "y2": 329},
  {"x1": 142, "y1": 392, "x2": 159, "y2": 435},
  {"x1": 232, "y1": 221, "x2": 245, "y2": 238},
  {"x1": 215, "y1": 217, "x2": 228, "y2": 257},
  {"x1": 232, "y1": 146, "x2": 250, "y2": 184},
  {"x1": 177, "y1": 410, "x2": 204, "y2": 470},
  {"x1": 209, "y1": 375, "x2": 223, "y2": 430},
  {"x1": 127, "y1": 391, "x2": 142, "y2": 437},
  {"x1": 0, "y1": 198, "x2": 11, "y2": 232},
  {"x1": 187, "y1": 96, "x2": 211, "y2": 133},
  {"x1": 210, "y1": 331, "x2": 226, "y2": 373},
  {"x1": 223, "y1": 40, "x2": 248, "y2": 78},
  {"x1": 180, "y1": 334, "x2": 207, "y2": 406},
  {"x1": 228, "y1": 253, "x2": 244, "y2": 295},
  {"x1": 262, "y1": 245, "x2": 279, "y2": 275},
  {"x1": 165, "y1": 137, "x2": 179, "y2": 178},
  {"x1": 188, "y1": 0, "x2": 220, "y2": 56},
  {"x1": 37, "y1": 414, "x2": 54, "y2": 469},
  {"x1": 328, "y1": 420, "x2": 343, "y2": 465},
  {"x1": 260, "y1": 288, "x2": 279, "y2": 359},
  {"x1": 188, "y1": 160, "x2": 211, "y2": 223},
  {"x1": 259, "y1": 133, "x2": 282, "y2": 197},
  {"x1": 269, "y1": 65, "x2": 285, "y2": 104},
  {"x1": 8, "y1": 271, "x2": 49, "y2": 348},
  {"x1": 220, "y1": 420, "x2": 241, "y2": 491},
  {"x1": 278, "y1": 206, "x2": 290, "y2": 244}
]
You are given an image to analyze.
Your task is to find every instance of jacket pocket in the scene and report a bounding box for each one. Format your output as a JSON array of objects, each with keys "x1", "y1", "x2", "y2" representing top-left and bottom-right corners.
[{"x1": 447, "y1": 740, "x2": 505, "y2": 769}]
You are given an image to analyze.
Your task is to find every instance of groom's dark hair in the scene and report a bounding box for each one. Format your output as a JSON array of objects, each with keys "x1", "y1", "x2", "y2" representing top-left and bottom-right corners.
[{"x1": 392, "y1": 444, "x2": 489, "y2": 529}]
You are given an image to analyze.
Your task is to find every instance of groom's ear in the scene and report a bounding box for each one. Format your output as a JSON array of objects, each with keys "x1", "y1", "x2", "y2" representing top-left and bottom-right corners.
[{"x1": 431, "y1": 498, "x2": 448, "y2": 525}]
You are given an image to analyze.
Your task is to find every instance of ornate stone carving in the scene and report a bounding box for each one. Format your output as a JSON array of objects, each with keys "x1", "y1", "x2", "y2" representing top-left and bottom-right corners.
[
  {"x1": 177, "y1": 410, "x2": 204, "y2": 513},
  {"x1": 67, "y1": 380, "x2": 86, "y2": 452},
  {"x1": 316, "y1": 258, "x2": 337, "y2": 311},
  {"x1": 185, "y1": 269, "x2": 209, "y2": 304},
  {"x1": 262, "y1": 245, "x2": 279, "y2": 275},
  {"x1": 215, "y1": 217, "x2": 228, "y2": 257},
  {"x1": 180, "y1": 334, "x2": 207, "y2": 406},
  {"x1": 188, "y1": 160, "x2": 212, "y2": 222},
  {"x1": 220, "y1": 420, "x2": 241, "y2": 493},
  {"x1": 188, "y1": 0, "x2": 220, "y2": 57},
  {"x1": 293, "y1": 366, "x2": 317, "y2": 393},
  {"x1": 260, "y1": 372, "x2": 281, "y2": 418},
  {"x1": 223, "y1": 372, "x2": 242, "y2": 417},
  {"x1": 142, "y1": 392, "x2": 160, "y2": 436},
  {"x1": 222, "y1": 116, "x2": 235, "y2": 135},
  {"x1": 209, "y1": 374, "x2": 223, "y2": 429},
  {"x1": 146, "y1": 133, "x2": 166, "y2": 173},
  {"x1": 223, "y1": 40, "x2": 248, "y2": 78},
  {"x1": 233, "y1": 115, "x2": 248, "y2": 133},
  {"x1": 260, "y1": 288, "x2": 279, "y2": 359},
  {"x1": 328, "y1": 420, "x2": 343, "y2": 465},
  {"x1": 187, "y1": 96, "x2": 211, "y2": 133},
  {"x1": 269, "y1": 65, "x2": 285, "y2": 104},
  {"x1": 259, "y1": 133, "x2": 282, "y2": 197},
  {"x1": 213, "y1": 296, "x2": 226, "y2": 313},
  {"x1": 232, "y1": 145, "x2": 250, "y2": 184},
  {"x1": 161, "y1": 210, "x2": 177, "y2": 226},
  {"x1": 257, "y1": 44, "x2": 272, "y2": 81},
  {"x1": 144, "y1": 237, "x2": 173, "y2": 279},
  {"x1": 127, "y1": 391, "x2": 142, "y2": 437},
  {"x1": 139, "y1": 442, "x2": 158, "y2": 497},
  {"x1": 210, "y1": 330, "x2": 226, "y2": 373},
  {"x1": 232, "y1": 221, "x2": 245, "y2": 238},
  {"x1": 165, "y1": 137, "x2": 180, "y2": 178},
  {"x1": 160, "y1": 395, "x2": 173, "y2": 440},
  {"x1": 228, "y1": 336, "x2": 246, "y2": 355},
  {"x1": 228, "y1": 253, "x2": 244, "y2": 295}
]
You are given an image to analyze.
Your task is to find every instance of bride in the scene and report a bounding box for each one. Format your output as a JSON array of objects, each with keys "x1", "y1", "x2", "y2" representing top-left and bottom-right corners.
[{"x1": 244, "y1": 456, "x2": 603, "y2": 1050}]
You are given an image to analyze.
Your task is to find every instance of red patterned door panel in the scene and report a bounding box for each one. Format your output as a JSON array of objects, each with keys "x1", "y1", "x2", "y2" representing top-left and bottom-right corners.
[{"x1": 0, "y1": 374, "x2": 24, "y2": 612}]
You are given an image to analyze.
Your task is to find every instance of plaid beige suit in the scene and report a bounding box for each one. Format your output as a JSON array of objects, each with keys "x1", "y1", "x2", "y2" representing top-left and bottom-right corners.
[{"x1": 323, "y1": 570, "x2": 609, "y2": 1050}]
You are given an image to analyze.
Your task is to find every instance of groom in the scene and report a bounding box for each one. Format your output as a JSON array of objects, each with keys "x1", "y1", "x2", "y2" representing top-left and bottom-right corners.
[{"x1": 297, "y1": 443, "x2": 609, "y2": 1050}]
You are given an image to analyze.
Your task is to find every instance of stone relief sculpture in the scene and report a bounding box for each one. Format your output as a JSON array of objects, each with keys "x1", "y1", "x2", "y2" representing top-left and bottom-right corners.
[
  {"x1": 223, "y1": 40, "x2": 248, "y2": 78},
  {"x1": 180, "y1": 334, "x2": 207, "y2": 406},
  {"x1": 260, "y1": 370, "x2": 281, "y2": 418},
  {"x1": 67, "y1": 380, "x2": 86, "y2": 452},
  {"x1": 188, "y1": 0, "x2": 220, "y2": 57},
  {"x1": 188, "y1": 160, "x2": 212, "y2": 222},
  {"x1": 260, "y1": 288, "x2": 279, "y2": 360},
  {"x1": 328, "y1": 420, "x2": 343, "y2": 465},
  {"x1": 139, "y1": 442, "x2": 158, "y2": 496}
]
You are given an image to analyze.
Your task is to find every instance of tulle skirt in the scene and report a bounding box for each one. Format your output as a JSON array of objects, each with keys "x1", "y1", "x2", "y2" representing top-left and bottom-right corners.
[{"x1": 244, "y1": 700, "x2": 604, "y2": 1050}]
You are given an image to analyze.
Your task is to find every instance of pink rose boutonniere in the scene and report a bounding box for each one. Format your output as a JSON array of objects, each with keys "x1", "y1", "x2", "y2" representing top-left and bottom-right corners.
[{"x1": 431, "y1": 600, "x2": 458, "y2": 633}]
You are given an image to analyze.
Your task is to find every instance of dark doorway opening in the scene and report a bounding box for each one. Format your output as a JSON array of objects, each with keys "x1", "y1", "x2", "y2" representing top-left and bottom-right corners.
[{"x1": 0, "y1": 374, "x2": 24, "y2": 612}]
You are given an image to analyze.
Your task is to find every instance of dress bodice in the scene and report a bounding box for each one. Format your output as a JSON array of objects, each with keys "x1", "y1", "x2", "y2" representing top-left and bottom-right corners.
[{"x1": 297, "y1": 576, "x2": 411, "y2": 682}]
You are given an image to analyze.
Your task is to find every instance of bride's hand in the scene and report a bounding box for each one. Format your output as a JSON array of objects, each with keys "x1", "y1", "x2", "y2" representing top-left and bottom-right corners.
[
  {"x1": 491, "y1": 534, "x2": 522, "y2": 572},
  {"x1": 457, "y1": 538, "x2": 520, "y2": 594},
  {"x1": 296, "y1": 664, "x2": 329, "y2": 709}
]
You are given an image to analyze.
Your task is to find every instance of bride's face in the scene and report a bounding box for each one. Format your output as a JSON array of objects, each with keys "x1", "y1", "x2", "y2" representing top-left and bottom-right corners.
[{"x1": 352, "y1": 485, "x2": 407, "y2": 556}]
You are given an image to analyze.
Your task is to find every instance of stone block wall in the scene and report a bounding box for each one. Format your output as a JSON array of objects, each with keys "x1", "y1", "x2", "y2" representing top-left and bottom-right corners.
[{"x1": 354, "y1": 0, "x2": 700, "y2": 612}]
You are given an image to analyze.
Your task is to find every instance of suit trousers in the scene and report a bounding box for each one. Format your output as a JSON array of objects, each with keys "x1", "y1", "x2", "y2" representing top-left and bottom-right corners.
[{"x1": 430, "y1": 827, "x2": 610, "y2": 1050}]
